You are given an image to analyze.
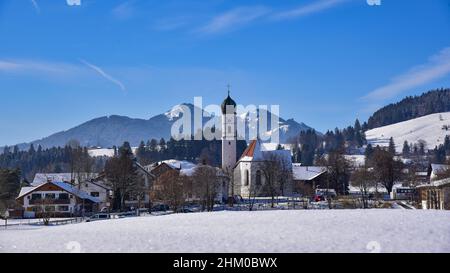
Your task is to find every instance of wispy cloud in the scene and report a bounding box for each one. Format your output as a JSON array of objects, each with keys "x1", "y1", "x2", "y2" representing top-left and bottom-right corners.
[
  {"x1": 0, "y1": 59, "x2": 78, "y2": 75},
  {"x1": 272, "y1": 0, "x2": 350, "y2": 20},
  {"x1": 1, "y1": 59, "x2": 127, "y2": 93},
  {"x1": 112, "y1": 1, "x2": 134, "y2": 20},
  {"x1": 153, "y1": 16, "x2": 191, "y2": 32},
  {"x1": 80, "y1": 59, "x2": 127, "y2": 92},
  {"x1": 363, "y1": 47, "x2": 450, "y2": 101},
  {"x1": 197, "y1": 6, "x2": 270, "y2": 34},
  {"x1": 30, "y1": 0, "x2": 40, "y2": 14}
]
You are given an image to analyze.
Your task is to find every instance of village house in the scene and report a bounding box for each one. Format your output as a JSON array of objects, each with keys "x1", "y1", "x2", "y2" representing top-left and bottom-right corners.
[
  {"x1": 145, "y1": 160, "x2": 229, "y2": 203},
  {"x1": 428, "y1": 164, "x2": 449, "y2": 181},
  {"x1": 292, "y1": 164, "x2": 328, "y2": 196},
  {"x1": 417, "y1": 177, "x2": 450, "y2": 210},
  {"x1": 31, "y1": 172, "x2": 112, "y2": 210},
  {"x1": 16, "y1": 181, "x2": 101, "y2": 218}
]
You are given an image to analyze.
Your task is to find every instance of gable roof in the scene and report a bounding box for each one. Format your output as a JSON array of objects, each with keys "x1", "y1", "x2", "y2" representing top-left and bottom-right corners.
[
  {"x1": 240, "y1": 139, "x2": 258, "y2": 160},
  {"x1": 32, "y1": 173, "x2": 98, "y2": 186},
  {"x1": 292, "y1": 164, "x2": 327, "y2": 181},
  {"x1": 431, "y1": 164, "x2": 449, "y2": 174},
  {"x1": 16, "y1": 181, "x2": 100, "y2": 203},
  {"x1": 236, "y1": 139, "x2": 292, "y2": 169}
]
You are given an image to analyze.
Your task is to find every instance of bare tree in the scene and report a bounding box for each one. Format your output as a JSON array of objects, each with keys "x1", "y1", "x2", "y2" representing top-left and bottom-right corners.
[
  {"x1": 192, "y1": 165, "x2": 219, "y2": 211},
  {"x1": 351, "y1": 167, "x2": 376, "y2": 208},
  {"x1": 151, "y1": 170, "x2": 186, "y2": 212},
  {"x1": 260, "y1": 153, "x2": 291, "y2": 208}
]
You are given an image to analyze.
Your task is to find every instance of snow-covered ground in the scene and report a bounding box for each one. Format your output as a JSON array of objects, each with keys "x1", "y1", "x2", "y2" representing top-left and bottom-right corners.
[
  {"x1": 366, "y1": 112, "x2": 450, "y2": 153},
  {"x1": 1, "y1": 210, "x2": 449, "y2": 253}
]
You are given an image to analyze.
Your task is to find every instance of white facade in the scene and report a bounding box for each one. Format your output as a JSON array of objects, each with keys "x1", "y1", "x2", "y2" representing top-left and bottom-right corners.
[
  {"x1": 78, "y1": 181, "x2": 111, "y2": 210},
  {"x1": 21, "y1": 190, "x2": 77, "y2": 218},
  {"x1": 222, "y1": 111, "x2": 237, "y2": 173}
]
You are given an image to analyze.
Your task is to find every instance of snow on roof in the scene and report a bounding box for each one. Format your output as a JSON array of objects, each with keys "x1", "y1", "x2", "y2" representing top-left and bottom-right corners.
[
  {"x1": 239, "y1": 140, "x2": 292, "y2": 166},
  {"x1": 161, "y1": 160, "x2": 197, "y2": 170},
  {"x1": 32, "y1": 173, "x2": 98, "y2": 186},
  {"x1": 418, "y1": 177, "x2": 450, "y2": 188},
  {"x1": 88, "y1": 148, "x2": 115, "y2": 157},
  {"x1": 344, "y1": 155, "x2": 366, "y2": 167},
  {"x1": 260, "y1": 143, "x2": 289, "y2": 151},
  {"x1": 431, "y1": 164, "x2": 449, "y2": 174},
  {"x1": 433, "y1": 177, "x2": 450, "y2": 187},
  {"x1": 18, "y1": 186, "x2": 36, "y2": 198},
  {"x1": 17, "y1": 182, "x2": 100, "y2": 203},
  {"x1": 32, "y1": 173, "x2": 73, "y2": 186},
  {"x1": 52, "y1": 182, "x2": 100, "y2": 203},
  {"x1": 292, "y1": 164, "x2": 327, "y2": 181}
]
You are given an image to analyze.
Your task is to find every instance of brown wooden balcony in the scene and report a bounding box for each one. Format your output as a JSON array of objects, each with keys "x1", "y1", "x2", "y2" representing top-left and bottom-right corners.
[{"x1": 29, "y1": 199, "x2": 70, "y2": 205}]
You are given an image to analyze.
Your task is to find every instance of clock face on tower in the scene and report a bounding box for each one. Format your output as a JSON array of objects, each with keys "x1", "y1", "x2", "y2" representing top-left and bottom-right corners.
[{"x1": 227, "y1": 117, "x2": 232, "y2": 123}]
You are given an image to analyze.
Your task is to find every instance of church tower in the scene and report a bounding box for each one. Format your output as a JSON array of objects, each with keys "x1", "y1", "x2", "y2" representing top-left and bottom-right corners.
[{"x1": 221, "y1": 89, "x2": 237, "y2": 172}]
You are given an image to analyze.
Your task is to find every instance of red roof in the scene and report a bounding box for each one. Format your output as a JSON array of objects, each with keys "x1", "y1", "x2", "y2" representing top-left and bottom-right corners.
[{"x1": 240, "y1": 139, "x2": 257, "y2": 159}]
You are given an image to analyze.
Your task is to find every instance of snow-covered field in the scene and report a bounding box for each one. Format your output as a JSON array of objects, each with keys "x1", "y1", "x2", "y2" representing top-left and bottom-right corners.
[
  {"x1": 1, "y1": 210, "x2": 449, "y2": 253},
  {"x1": 366, "y1": 112, "x2": 450, "y2": 153}
]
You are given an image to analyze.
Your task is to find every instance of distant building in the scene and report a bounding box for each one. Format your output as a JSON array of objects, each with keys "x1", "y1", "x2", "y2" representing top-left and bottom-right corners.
[
  {"x1": 292, "y1": 164, "x2": 328, "y2": 196},
  {"x1": 32, "y1": 172, "x2": 98, "y2": 186},
  {"x1": 417, "y1": 178, "x2": 450, "y2": 210},
  {"x1": 428, "y1": 164, "x2": 449, "y2": 181},
  {"x1": 145, "y1": 160, "x2": 228, "y2": 203},
  {"x1": 16, "y1": 181, "x2": 101, "y2": 218},
  {"x1": 31, "y1": 172, "x2": 111, "y2": 210}
]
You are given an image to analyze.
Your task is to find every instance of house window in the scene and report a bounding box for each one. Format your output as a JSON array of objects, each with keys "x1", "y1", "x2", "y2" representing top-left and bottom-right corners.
[
  {"x1": 244, "y1": 170, "x2": 249, "y2": 186},
  {"x1": 45, "y1": 206, "x2": 55, "y2": 212},
  {"x1": 90, "y1": 192, "x2": 100, "y2": 197},
  {"x1": 45, "y1": 193, "x2": 56, "y2": 199},
  {"x1": 256, "y1": 170, "x2": 262, "y2": 186},
  {"x1": 59, "y1": 193, "x2": 69, "y2": 200},
  {"x1": 31, "y1": 206, "x2": 42, "y2": 212},
  {"x1": 31, "y1": 194, "x2": 41, "y2": 200},
  {"x1": 58, "y1": 206, "x2": 69, "y2": 212}
]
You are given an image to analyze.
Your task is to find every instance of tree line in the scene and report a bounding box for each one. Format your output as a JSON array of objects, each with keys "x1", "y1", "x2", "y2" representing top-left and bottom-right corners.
[{"x1": 367, "y1": 88, "x2": 450, "y2": 129}]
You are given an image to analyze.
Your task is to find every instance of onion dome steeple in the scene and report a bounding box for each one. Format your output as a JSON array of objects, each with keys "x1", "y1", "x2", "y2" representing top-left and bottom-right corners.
[{"x1": 221, "y1": 85, "x2": 236, "y2": 114}]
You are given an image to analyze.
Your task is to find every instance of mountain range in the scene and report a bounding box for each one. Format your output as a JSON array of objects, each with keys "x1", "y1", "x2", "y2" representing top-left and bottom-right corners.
[{"x1": 10, "y1": 103, "x2": 315, "y2": 150}]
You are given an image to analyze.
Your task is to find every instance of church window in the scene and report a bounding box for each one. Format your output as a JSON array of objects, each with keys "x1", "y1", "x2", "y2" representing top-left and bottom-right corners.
[
  {"x1": 244, "y1": 170, "x2": 249, "y2": 186},
  {"x1": 256, "y1": 170, "x2": 262, "y2": 186},
  {"x1": 227, "y1": 125, "x2": 232, "y2": 134}
]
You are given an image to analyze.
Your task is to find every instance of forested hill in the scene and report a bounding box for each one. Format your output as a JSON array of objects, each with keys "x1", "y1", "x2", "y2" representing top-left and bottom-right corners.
[{"x1": 367, "y1": 88, "x2": 450, "y2": 129}]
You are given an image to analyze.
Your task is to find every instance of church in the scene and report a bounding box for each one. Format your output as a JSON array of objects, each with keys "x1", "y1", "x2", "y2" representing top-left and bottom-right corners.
[{"x1": 220, "y1": 93, "x2": 294, "y2": 199}]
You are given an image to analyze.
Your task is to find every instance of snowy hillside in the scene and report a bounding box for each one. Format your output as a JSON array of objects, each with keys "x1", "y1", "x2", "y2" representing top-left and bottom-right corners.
[
  {"x1": 1, "y1": 210, "x2": 449, "y2": 253},
  {"x1": 366, "y1": 112, "x2": 450, "y2": 153}
]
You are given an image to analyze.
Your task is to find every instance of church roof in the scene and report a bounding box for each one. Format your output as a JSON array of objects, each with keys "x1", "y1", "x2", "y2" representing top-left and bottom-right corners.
[
  {"x1": 240, "y1": 139, "x2": 258, "y2": 159},
  {"x1": 221, "y1": 94, "x2": 237, "y2": 114},
  {"x1": 237, "y1": 139, "x2": 292, "y2": 168}
]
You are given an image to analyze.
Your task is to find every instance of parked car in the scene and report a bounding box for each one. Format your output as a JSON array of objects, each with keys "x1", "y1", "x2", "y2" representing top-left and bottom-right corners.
[
  {"x1": 314, "y1": 195, "x2": 325, "y2": 202},
  {"x1": 177, "y1": 207, "x2": 194, "y2": 213},
  {"x1": 151, "y1": 204, "x2": 170, "y2": 212},
  {"x1": 86, "y1": 213, "x2": 110, "y2": 222}
]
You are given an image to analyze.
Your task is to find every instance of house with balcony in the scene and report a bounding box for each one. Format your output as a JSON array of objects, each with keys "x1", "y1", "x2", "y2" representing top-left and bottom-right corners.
[{"x1": 16, "y1": 181, "x2": 101, "y2": 218}]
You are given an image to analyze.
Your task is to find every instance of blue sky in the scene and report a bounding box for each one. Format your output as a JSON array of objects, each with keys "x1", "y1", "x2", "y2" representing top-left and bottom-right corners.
[{"x1": 0, "y1": 0, "x2": 450, "y2": 146}]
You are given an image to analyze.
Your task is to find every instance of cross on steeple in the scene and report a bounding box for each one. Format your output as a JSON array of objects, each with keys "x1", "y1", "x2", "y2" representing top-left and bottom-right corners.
[{"x1": 227, "y1": 84, "x2": 231, "y2": 96}]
